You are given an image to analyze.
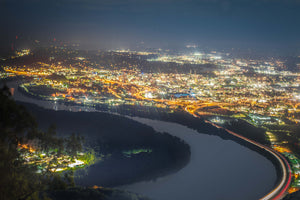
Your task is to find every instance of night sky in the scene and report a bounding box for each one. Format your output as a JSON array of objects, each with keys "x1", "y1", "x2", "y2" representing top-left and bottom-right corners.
[{"x1": 1, "y1": 0, "x2": 300, "y2": 53}]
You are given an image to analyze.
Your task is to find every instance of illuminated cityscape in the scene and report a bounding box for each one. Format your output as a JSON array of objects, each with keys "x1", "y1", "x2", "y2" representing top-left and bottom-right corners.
[
  {"x1": 2, "y1": 47, "x2": 300, "y2": 195},
  {"x1": 1, "y1": 0, "x2": 300, "y2": 200},
  {"x1": 2, "y1": 48, "x2": 299, "y2": 122}
]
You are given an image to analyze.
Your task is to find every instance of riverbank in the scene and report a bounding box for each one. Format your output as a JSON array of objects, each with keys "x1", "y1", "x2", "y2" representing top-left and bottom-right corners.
[
  {"x1": 112, "y1": 104, "x2": 283, "y2": 186},
  {"x1": 3, "y1": 80, "x2": 281, "y2": 199},
  {"x1": 119, "y1": 117, "x2": 278, "y2": 200},
  {"x1": 19, "y1": 100, "x2": 279, "y2": 200},
  {"x1": 18, "y1": 101, "x2": 191, "y2": 188}
]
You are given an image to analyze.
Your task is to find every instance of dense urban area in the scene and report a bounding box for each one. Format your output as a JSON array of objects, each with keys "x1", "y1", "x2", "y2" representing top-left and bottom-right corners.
[{"x1": 1, "y1": 44, "x2": 300, "y2": 196}]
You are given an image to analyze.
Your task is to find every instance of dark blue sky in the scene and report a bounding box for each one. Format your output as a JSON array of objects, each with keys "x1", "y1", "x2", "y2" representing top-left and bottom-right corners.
[{"x1": 1, "y1": 0, "x2": 300, "y2": 53}]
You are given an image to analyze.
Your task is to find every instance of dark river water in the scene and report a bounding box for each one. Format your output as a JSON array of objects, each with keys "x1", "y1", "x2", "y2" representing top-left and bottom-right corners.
[
  {"x1": 5, "y1": 80, "x2": 277, "y2": 200},
  {"x1": 119, "y1": 117, "x2": 277, "y2": 200}
]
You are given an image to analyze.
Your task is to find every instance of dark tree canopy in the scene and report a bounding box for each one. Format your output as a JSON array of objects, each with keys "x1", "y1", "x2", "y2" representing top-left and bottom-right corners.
[{"x1": 0, "y1": 86, "x2": 80, "y2": 200}]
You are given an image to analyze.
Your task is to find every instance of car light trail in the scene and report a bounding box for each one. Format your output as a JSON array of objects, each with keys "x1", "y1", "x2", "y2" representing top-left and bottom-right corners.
[{"x1": 198, "y1": 115, "x2": 292, "y2": 200}]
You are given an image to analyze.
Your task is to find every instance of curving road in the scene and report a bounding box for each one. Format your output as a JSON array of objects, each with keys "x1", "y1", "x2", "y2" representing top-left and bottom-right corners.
[{"x1": 202, "y1": 117, "x2": 292, "y2": 200}]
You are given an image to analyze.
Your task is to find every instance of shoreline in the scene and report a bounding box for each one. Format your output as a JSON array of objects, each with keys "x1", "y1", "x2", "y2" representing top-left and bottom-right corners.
[
  {"x1": 3, "y1": 79, "x2": 283, "y2": 199},
  {"x1": 204, "y1": 120, "x2": 291, "y2": 199},
  {"x1": 118, "y1": 117, "x2": 278, "y2": 200},
  {"x1": 17, "y1": 101, "x2": 191, "y2": 189}
]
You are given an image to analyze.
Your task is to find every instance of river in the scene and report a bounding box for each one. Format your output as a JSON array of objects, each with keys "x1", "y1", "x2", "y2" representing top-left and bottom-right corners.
[
  {"x1": 4, "y1": 80, "x2": 278, "y2": 200},
  {"x1": 119, "y1": 117, "x2": 277, "y2": 200}
]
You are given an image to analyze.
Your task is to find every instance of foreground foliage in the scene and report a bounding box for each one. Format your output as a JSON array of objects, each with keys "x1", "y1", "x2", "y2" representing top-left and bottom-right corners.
[{"x1": 0, "y1": 85, "x2": 84, "y2": 200}]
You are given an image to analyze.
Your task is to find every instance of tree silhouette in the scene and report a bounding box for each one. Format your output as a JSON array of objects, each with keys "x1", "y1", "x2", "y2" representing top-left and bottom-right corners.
[
  {"x1": 66, "y1": 133, "x2": 83, "y2": 159},
  {"x1": 0, "y1": 86, "x2": 81, "y2": 200}
]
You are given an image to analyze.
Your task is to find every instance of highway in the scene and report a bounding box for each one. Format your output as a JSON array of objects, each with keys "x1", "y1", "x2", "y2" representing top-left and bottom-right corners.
[
  {"x1": 187, "y1": 109, "x2": 292, "y2": 200},
  {"x1": 223, "y1": 126, "x2": 292, "y2": 200}
]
